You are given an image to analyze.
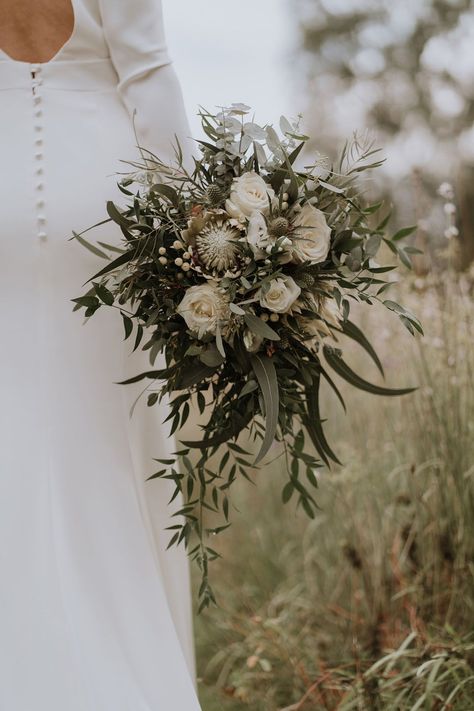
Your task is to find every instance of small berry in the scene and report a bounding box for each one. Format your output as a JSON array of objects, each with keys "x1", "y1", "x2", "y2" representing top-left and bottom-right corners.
[
  {"x1": 260, "y1": 312, "x2": 269, "y2": 322},
  {"x1": 175, "y1": 257, "x2": 183, "y2": 266},
  {"x1": 182, "y1": 262, "x2": 191, "y2": 272},
  {"x1": 183, "y1": 251, "x2": 191, "y2": 259},
  {"x1": 158, "y1": 246, "x2": 166, "y2": 255},
  {"x1": 270, "y1": 313, "x2": 279, "y2": 322},
  {"x1": 173, "y1": 240, "x2": 184, "y2": 250},
  {"x1": 159, "y1": 256, "x2": 168, "y2": 265}
]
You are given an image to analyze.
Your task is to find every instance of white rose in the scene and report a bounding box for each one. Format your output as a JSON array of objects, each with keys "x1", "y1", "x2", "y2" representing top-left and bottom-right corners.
[
  {"x1": 176, "y1": 282, "x2": 228, "y2": 338},
  {"x1": 290, "y1": 204, "x2": 331, "y2": 264},
  {"x1": 259, "y1": 275, "x2": 301, "y2": 314},
  {"x1": 226, "y1": 171, "x2": 275, "y2": 221}
]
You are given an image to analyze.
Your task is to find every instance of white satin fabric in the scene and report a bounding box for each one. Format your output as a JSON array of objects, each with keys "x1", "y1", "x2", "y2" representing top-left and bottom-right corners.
[{"x1": 0, "y1": 1, "x2": 201, "y2": 709}]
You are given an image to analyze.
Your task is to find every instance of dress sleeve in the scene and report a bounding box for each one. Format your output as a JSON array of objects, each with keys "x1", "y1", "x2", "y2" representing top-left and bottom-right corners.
[
  {"x1": 98, "y1": 0, "x2": 197, "y2": 681},
  {"x1": 99, "y1": 0, "x2": 194, "y2": 168}
]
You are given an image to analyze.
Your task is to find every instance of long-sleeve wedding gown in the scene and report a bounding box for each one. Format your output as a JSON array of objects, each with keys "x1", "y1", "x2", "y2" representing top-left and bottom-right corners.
[{"x1": 0, "y1": 0, "x2": 202, "y2": 708}]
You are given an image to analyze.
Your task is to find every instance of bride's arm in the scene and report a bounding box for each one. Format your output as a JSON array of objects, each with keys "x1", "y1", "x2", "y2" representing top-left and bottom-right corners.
[
  {"x1": 98, "y1": 0, "x2": 197, "y2": 677},
  {"x1": 99, "y1": 0, "x2": 194, "y2": 168}
]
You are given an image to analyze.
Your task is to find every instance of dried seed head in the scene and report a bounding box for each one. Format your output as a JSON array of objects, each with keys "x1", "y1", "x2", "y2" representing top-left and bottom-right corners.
[{"x1": 269, "y1": 217, "x2": 290, "y2": 237}]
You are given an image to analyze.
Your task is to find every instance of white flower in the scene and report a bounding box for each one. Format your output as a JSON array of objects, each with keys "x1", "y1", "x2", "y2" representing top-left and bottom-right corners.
[
  {"x1": 246, "y1": 211, "x2": 271, "y2": 259},
  {"x1": 243, "y1": 329, "x2": 263, "y2": 353},
  {"x1": 290, "y1": 204, "x2": 331, "y2": 264},
  {"x1": 195, "y1": 218, "x2": 241, "y2": 272},
  {"x1": 259, "y1": 275, "x2": 301, "y2": 314},
  {"x1": 176, "y1": 282, "x2": 229, "y2": 338},
  {"x1": 226, "y1": 172, "x2": 275, "y2": 221}
]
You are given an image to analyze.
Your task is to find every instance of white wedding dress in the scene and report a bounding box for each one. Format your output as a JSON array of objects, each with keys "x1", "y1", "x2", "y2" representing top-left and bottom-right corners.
[{"x1": 0, "y1": 1, "x2": 202, "y2": 708}]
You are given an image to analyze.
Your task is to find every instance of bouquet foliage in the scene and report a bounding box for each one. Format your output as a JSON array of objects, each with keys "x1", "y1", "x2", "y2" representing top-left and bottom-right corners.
[{"x1": 72, "y1": 104, "x2": 422, "y2": 609}]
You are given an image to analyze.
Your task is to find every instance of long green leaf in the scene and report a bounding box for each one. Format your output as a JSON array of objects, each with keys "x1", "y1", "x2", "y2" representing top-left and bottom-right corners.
[
  {"x1": 341, "y1": 320, "x2": 384, "y2": 376},
  {"x1": 244, "y1": 313, "x2": 280, "y2": 341},
  {"x1": 324, "y1": 346, "x2": 416, "y2": 396},
  {"x1": 182, "y1": 411, "x2": 253, "y2": 450},
  {"x1": 72, "y1": 231, "x2": 109, "y2": 259},
  {"x1": 83, "y1": 248, "x2": 137, "y2": 286},
  {"x1": 304, "y1": 375, "x2": 341, "y2": 466},
  {"x1": 251, "y1": 355, "x2": 279, "y2": 464}
]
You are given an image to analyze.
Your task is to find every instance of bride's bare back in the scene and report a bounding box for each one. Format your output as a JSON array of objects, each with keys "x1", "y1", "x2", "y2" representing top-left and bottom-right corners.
[{"x1": 0, "y1": 0, "x2": 74, "y2": 62}]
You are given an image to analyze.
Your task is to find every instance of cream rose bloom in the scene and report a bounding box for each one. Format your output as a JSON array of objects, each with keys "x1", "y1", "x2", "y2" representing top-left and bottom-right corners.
[
  {"x1": 226, "y1": 172, "x2": 275, "y2": 222},
  {"x1": 177, "y1": 282, "x2": 229, "y2": 338},
  {"x1": 290, "y1": 204, "x2": 331, "y2": 264},
  {"x1": 259, "y1": 275, "x2": 301, "y2": 313}
]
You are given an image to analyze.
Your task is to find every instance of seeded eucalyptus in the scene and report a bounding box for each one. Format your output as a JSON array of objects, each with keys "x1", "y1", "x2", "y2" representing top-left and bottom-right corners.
[{"x1": 71, "y1": 105, "x2": 422, "y2": 611}]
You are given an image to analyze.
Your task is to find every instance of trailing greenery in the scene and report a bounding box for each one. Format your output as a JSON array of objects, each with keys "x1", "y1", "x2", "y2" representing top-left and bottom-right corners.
[
  {"x1": 194, "y1": 275, "x2": 474, "y2": 709},
  {"x1": 71, "y1": 105, "x2": 420, "y2": 610}
]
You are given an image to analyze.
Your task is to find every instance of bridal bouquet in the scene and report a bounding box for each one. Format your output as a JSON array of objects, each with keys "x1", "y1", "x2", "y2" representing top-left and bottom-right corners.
[{"x1": 72, "y1": 104, "x2": 422, "y2": 609}]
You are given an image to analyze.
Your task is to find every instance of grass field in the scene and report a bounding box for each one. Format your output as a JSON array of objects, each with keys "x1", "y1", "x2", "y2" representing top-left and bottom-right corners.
[{"x1": 189, "y1": 273, "x2": 474, "y2": 710}]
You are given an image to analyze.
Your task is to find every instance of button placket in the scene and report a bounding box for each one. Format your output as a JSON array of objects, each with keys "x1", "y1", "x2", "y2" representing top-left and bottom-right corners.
[{"x1": 30, "y1": 64, "x2": 47, "y2": 242}]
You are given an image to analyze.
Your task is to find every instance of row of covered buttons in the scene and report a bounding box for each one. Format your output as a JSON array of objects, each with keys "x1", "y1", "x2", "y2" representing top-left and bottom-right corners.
[{"x1": 31, "y1": 64, "x2": 47, "y2": 241}]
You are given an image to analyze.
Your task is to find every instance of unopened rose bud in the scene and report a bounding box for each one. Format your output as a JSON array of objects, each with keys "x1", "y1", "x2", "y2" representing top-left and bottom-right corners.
[{"x1": 173, "y1": 240, "x2": 184, "y2": 250}]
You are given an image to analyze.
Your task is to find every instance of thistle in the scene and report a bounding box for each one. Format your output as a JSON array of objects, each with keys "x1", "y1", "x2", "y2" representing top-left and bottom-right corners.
[
  {"x1": 269, "y1": 216, "x2": 290, "y2": 237},
  {"x1": 205, "y1": 184, "x2": 225, "y2": 206}
]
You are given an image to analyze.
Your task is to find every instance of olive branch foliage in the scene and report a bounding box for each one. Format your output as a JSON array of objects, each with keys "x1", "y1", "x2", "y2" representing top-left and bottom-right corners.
[{"x1": 71, "y1": 104, "x2": 422, "y2": 611}]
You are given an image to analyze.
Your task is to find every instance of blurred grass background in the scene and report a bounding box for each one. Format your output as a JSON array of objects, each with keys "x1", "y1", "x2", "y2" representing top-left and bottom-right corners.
[
  {"x1": 191, "y1": 273, "x2": 474, "y2": 710},
  {"x1": 164, "y1": 0, "x2": 474, "y2": 707}
]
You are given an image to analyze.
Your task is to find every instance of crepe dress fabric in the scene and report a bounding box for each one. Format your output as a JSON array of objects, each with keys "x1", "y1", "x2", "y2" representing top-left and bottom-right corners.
[{"x1": 0, "y1": 0, "x2": 202, "y2": 708}]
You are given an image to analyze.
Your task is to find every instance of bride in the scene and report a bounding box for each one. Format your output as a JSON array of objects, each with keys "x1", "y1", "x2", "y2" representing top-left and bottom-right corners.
[{"x1": 0, "y1": 0, "x2": 202, "y2": 708}]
